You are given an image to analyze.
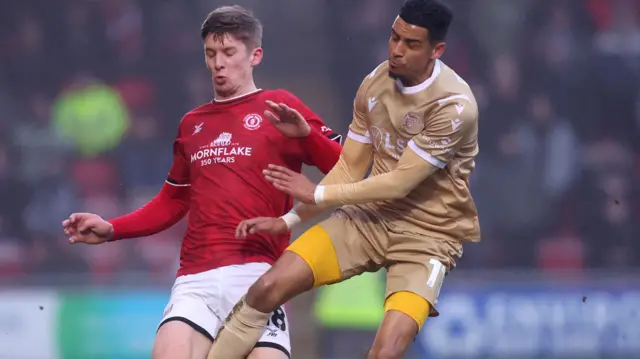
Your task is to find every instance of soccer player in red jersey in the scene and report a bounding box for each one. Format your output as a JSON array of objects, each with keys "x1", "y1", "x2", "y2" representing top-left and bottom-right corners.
[{"x1": 61, "y1": 6, "x2": 341, "y2": 359}]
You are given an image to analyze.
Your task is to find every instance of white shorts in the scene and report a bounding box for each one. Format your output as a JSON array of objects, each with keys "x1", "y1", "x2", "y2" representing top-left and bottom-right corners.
[{"x1": 158, "y1": 262, "x2": 291, "y2": 357}]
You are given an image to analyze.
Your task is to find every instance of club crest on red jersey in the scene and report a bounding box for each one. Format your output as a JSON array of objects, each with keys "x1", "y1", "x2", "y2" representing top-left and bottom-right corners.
[{"x1": 243, "y1": 113, "x2": 263, "y2": 130}]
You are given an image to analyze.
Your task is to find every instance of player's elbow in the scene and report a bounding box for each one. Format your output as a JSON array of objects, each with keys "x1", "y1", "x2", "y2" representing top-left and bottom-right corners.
[
  {"x1": 174, "y1": 206, "x2": 190, "y2": 219},
  {"x1": 371, "y1": 177, "x2": 414, "y2": 201},
  {"x1": 390, "y1": 190, "x2": 410, "y2": 200},
  {"x1": 173, "y1": 198, "x2": 190, "y2": 213},
  {"x1": 390, "y1": 184, "x2": 413, "y2": 200}
]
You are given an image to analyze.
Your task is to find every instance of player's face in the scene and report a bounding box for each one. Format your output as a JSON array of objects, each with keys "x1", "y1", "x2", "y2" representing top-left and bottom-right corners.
[
  {"x1": 388, "y1": 17, "x2": 446, "y2": 85},
  {"x1": 204, "y1": 33, "x2": 263, "y2": 97}
]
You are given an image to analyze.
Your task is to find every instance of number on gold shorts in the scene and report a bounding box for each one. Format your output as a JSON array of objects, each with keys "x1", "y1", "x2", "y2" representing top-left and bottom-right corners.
[{"x1": 426, "y1": 258, "x2": 446, "y2": 298}]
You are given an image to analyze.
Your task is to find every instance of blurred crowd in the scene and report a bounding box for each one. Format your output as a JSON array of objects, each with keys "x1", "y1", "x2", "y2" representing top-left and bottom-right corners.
[{"x1": 0, "y1": 0, "x2": 639, "y2": 281}]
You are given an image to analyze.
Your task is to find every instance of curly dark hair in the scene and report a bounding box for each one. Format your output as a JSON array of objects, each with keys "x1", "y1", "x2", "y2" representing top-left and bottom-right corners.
[{"x1": 399, "y1": 0, "x2": 453, "y2": 43}]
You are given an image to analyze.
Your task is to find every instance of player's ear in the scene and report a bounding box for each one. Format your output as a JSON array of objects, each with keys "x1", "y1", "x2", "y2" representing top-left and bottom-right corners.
[
  {"x1": 431, "y1": 42, "x2": 446, "y2": 60},
  {"x1": 251, "y1": 47, "x2": 264, "y2": 67}
]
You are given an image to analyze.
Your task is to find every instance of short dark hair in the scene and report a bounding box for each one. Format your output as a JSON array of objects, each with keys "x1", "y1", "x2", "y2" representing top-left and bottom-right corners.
[
  {"x1": 399, "y1": 0, "x2": 453, "y2": 43},
  {"x1": 201, "y1": 5, "x2": 263, "y2": 48}
]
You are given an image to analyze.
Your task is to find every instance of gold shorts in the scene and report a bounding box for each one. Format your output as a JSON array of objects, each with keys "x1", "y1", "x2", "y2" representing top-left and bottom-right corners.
[{"x1": 286, "y1": 207, "x2": 463, "y2": 326}]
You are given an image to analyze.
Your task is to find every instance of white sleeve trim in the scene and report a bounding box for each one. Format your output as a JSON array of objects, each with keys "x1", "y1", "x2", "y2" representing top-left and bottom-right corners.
[
  {"x1": 437, "y1": 94, "x2": 470, "y2": 106},
  {"x1": 280, "y1": 210, "x2": 302, "y2": 229},
  {"x1": 314, "y1": 185, "x2": 326, "y2": 204},
  {"x1": 407, "y1": 140, "x2": 446, "y2": 168},
  {"x1": 165, "y1": 180, "x2": 191, "y2": 187},
  {"x1": 347, "y1": 130, "x2": 371, "y2": 144}
]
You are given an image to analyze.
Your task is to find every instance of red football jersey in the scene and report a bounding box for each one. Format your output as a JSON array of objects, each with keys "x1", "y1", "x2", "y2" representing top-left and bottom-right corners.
[{"x1": 167, "y1": 89, "x2": 340, "y2": 276}]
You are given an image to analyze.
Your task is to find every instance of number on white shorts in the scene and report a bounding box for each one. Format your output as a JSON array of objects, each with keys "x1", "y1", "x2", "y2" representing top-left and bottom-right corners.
[
  {"x1": 268, "y1": 306, "x2": 287, "y2": 331},
  {"x1": 426, "y1": 258, "x2": 446, "y2": 298}
]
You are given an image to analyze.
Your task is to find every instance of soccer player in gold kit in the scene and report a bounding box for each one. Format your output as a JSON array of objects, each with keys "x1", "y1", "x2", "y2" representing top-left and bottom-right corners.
[{"x1": 208, "y1": 0, "x2": 480, "y2": 358}]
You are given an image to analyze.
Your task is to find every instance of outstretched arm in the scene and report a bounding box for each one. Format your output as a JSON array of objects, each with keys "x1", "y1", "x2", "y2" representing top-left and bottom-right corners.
[
  {"x1": 108, "y1": 183, "x2": 189, "y2": 240},
  {"x1": 281, "y1": 135, "x2": 373, "y2": 225},
  {"x1": 109, "y1": 127, "x2": 191, "y2": 240},
  {"x1": 236, "y1": 118, "x2": 373, "y2": 237},
  {"x1": 241, "y1": 79, "x2": 375, "y2": 234},
  {"x1": 270, "y1": 98, "x2": 478, "y2": 210},
  {"x1": 276, "y1": 82, "x2": 375, "y2": 227},
  {"x1": 317, "y1": 99, "x2": 477, "y2": 206},
  {"x1": 316, "y1": 149, "x2": 437, "y2": 206}
]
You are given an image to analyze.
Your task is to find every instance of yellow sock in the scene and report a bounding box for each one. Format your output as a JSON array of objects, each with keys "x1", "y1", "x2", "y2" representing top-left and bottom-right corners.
[
  {"x1": 207, "y1": 297, "x2": 271, "y2": 359},
  {"x1": 384, "y1": 291, "x2": 431, "y2": 328}
]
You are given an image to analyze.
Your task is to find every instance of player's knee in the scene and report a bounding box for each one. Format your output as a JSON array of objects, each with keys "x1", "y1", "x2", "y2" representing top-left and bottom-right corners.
[
  {"x1": 367, "y1": 300, "x2": 425, "y2": 359},
  {"x1": 247, "y1": 347, "x2": 290, "y2": 359},
  {"x1": 367, "y1": 346, "x2": 404, "y2": 359},
  {"x1": 152, "y1": 344, "x2": 190, "y2": 359},
  {"x1": 247, "y1": 272, "x2": 285, "y2": 311},
  {"x1": 247, "y1": 251, "x2": 315, "y2": 312},
  {"x1": 153, "y1": 320, "x2": 211, "y2": 359},
  {"x1": 366, "y1": 328, "x2": 413, "y2": 359}
]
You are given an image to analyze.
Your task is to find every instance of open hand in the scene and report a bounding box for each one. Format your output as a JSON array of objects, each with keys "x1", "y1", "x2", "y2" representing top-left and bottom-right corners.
[
  {"x1": 263, "y1": 164, "x2": 317, "y2": 204},
  {"x1": 236, "y1": 217, "x2": 288, "y2": 238},
  {"x1": 62, "y1": 213, "x2": 114, "y2": 244},
  {"x1": 264, "y1": 100, "x2": 311, "y2": 138}
]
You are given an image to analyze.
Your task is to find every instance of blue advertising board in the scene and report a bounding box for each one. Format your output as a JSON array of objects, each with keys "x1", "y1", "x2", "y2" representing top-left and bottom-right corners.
[
  {"x1": 58, "y1": 291, "x2": 169, "y2": 359},
  {"x1": 418, "y1": 283, "x2": 640, "y2": 358}
]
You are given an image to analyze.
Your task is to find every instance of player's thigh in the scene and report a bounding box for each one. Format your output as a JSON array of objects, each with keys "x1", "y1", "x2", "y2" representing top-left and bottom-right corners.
[
  {"x1": 245, "y1": 249, "x2": 316, "y2": 311},
  {"x1": 367, "y1": 309, "x2": 422, "y2": 359},
  {"x1": 385, "y1": 258, "x2": 447, "y2": 321},
  {"x1": 154, "y1": 275, "x2": 221, "y2": 359},
  {"x1": 247, "y1": 347, "x2": 290, "y2": 359},
  {"x1": 153, "y1": 320, "x2": 212, "y2": 359},
  {"x1": 286, "y1": 212, "x2": 384, "y2": 287},
  {"x1": 385, "y1": 235, "x2": 461, "y2": 318}
]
